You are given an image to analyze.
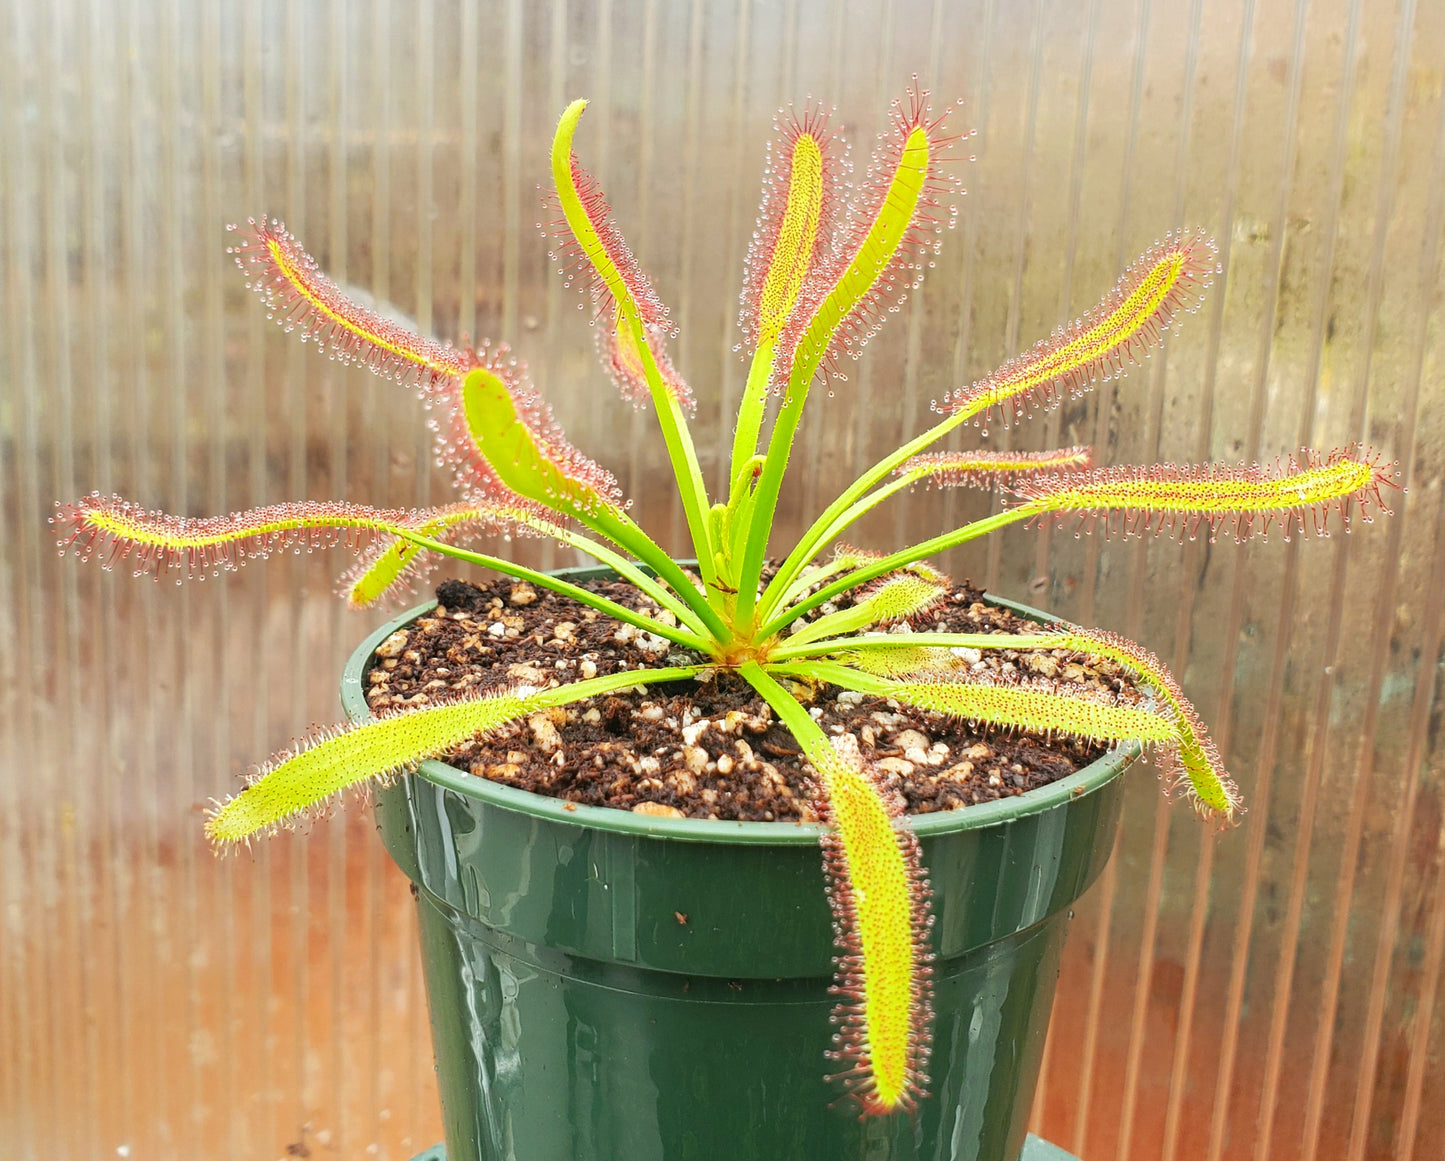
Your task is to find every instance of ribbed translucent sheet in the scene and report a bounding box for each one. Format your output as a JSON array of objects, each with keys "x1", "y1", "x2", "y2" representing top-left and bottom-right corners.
[{"x1": 2, "y1": 1, "x2": 1442, "y2": 1158}]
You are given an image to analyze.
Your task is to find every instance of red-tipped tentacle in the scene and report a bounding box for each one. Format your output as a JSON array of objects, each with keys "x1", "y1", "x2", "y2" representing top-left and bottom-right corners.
[
  {"x1": 938, "y1": 231, "x2": 1217, "y2": 426},
  {"x1": 738, "y1": 103, "x2": 851, "y2": 352},
  {"x1": 229, "y1": 217, "x2": 472, "y2": 399},
  {"x1": 1010, "y1": 445, "x2": 1400, "y2": 543},
  {"x1": 897, "y1": 445, "x2": 1093, "y2": 490},
  {"x1": 817, "y1": 737, "x2": 935, "y2": 1116},
  {"x1": 53, "y1": 494, "x2": 454, "y2": 581},
  {"x1": 773, "y1": 82, "x2": 966, "y2": 391}
]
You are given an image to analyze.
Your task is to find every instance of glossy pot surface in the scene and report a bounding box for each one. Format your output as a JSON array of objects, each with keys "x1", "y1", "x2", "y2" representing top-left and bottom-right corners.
[{"x1": 345, "y1": 568, "x2": 1133, "y2": 1161}]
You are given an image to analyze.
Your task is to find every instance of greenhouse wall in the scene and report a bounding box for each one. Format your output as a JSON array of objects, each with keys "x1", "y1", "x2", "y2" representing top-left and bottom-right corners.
[{"x1": 1, "y1": 1, "x2": 1442, "y2": 1158}]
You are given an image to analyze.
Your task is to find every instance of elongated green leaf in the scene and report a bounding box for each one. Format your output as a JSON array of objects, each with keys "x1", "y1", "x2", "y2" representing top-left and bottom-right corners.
[
  {"x1": 773, "y1": 660, "x2": 1176, "y2": 746},
  {"x1": 207, "y1": 666, "x2": 704, "y2": 845},
  {"x1": 785, "y1": 572, "x2": 946, "y2": 648},
  {"x1": 740, "y1": 663, "x2": 931, "y2": 1115}
]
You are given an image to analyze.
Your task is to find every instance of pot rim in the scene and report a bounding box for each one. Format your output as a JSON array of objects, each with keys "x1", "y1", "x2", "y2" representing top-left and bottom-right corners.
[{"x1": 342, "y1": 572, "x2": 1140, "y2": 847}]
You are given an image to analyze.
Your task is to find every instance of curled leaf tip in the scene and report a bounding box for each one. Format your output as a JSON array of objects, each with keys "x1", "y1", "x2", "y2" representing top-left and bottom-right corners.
[
  {"x1": 459, "y1": 365, "x2": 625, "y2": 519},
  {"x1": 546, "y1": 100, "x2": 689, "y2": 409},
  {"x1": 1041, "y1": 624, "x2": 1243, "y2": 823},
  {"x1": 596, "y1": 307, "x2": 694, "y2": 412},
  {"x1": 340, "y1": 501, "x2": 525, "y2": 610}
]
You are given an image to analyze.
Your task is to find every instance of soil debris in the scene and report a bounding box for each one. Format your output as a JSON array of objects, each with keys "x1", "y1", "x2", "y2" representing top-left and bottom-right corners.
[{"x1": 364, "y1": 572, "x2": 1141, "y2": 822}]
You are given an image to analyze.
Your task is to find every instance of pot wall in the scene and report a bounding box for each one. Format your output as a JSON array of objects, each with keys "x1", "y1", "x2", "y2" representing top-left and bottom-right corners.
[
  {"x1": 373, "y1": 764, "x2": 1122, "y2": 1161},
  {"x1": 352, "y1": 586, "x2": 1132, "y2": 1161}
]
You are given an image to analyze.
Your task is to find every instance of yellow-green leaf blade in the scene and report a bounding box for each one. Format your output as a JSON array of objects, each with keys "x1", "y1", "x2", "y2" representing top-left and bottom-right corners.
[{"x1": 206, "y1": 666, "x2": 705, "y2": 846}]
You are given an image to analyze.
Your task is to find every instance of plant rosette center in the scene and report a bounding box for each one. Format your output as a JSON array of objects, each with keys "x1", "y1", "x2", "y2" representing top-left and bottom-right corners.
[{"x1": 367, "y1": 573, "x2": 1125, "y2": 824}]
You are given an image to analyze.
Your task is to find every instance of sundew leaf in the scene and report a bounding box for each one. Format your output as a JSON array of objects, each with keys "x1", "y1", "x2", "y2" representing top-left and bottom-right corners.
[
  {"x1": 739, "y1": 105, "x2": 848, "y2": 354},
  {"x1": 786, "y1": 624, "x2": 1244, "y2": 823},
  {"x1": 733, "y1": 83, "x2": 964, "y2": 626},
  {"x1": 459, "y1": 365, "x2": 624, "y2": 519},
  {"x1": 813, "y1": 736, "x2": 933, "y2": 1116},
  {"x1": 773, "y1": 544, "x2": 947, "y2": 618},
  {"x1": 596, "y1": 304, "x2": 693, "y2": 409},
  {"x1": 761, "y1": 236, "x2": 1216, "y2": 617},
  {"x1": 786, "y1": 571, "x2": 948, "y2": 647},
  {"x1": 1035, "y1": 625, "x2": 1243, "y2": 821},
  {"x1": 545, "y1": 99, "x2": 717, "y2": 593},
  {"x1": 53, "y1": 494, "x2": 452, "y2": 581},
  {"x1": 894, "y1": 446, "x2": 1092, "y2": 490},
  {"x1": 459, "y1": 366, "x2": 736, "y2": 644},
  {"x1": 731, "y1": 105, "x2": 850, "y2": 474},
  {"x1": 229, "y1": 216, "x2": 472, "y2": 399},
  {"x1": 772, "y1": 83, "x2": 962, "y2": 393},
  {"x1": 547, "y1": 99, "x2": 691, "y2": 409},
  {"x1": 938, "y1": 231, "x2": 1217, "y2": 427},
  {"x1": 206, "y1": 666, "x2": 705, "y2": 845},
  {"x1": 342, "y1": 501, "x2": 535, "y2": 609},
  {"x1": 785, "y1": 660, "x2": 1177, "y2": 747},
  {"x1": 1010, "y1": 445, "x2": 1399, "y2": 543},
  {"x1": 739, "y1": 664, "x2": 932, "y2": 1116},
  {"x1": 830, "y1": 644, "x2": 965, "y2": 679}
]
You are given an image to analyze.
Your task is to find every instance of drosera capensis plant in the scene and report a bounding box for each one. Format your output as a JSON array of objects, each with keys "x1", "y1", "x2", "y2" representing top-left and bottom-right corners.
[{"x1": 56, "y1": 83, "x2": 1398, "y2": 1118}]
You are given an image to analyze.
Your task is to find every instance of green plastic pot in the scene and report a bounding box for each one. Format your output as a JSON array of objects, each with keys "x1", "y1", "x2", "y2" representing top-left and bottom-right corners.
[{"x1": 344, "y1": 566, "x2": 1134, "y2": 1161}]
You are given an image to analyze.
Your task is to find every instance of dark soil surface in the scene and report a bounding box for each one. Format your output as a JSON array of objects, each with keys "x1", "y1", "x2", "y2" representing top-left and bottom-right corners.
[{"x1": 364, "y1": 571, "x2": 1141, "y2": 822}]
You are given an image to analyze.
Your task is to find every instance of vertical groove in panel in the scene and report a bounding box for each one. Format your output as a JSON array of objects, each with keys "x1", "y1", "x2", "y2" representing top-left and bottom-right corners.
[
  {"x1": 979, "y1": 0, "x2": 1043, "y2": 596},
  {"x1": 713, "y1": 0, "x2": 751, "y2": 498},
  {"x1": 673, "y1": 0, "x2": 705, "y2": 555},
  {"x1": 1302, "y1": 5, "x2": 1413, "y2": 1156},
  {"x1": 79, "y1": 0, "x2": 119, "y2": 1155},
  {"x1": 501, "y1": 0, "x2": 522, "y2": 345},
  {"x1": 164, "y1": 0, "x2": 202, "y2": 1149},
  {"x1": 459, "y1": 0, "x2": 479, "y2": 349},
  {"x1": 1146, "y1": 7, "x2": 1215, "y2": 1157},
  {"x1": 2, "y1": 5, "x2": 41, "y2": 1158},
  {"x1": 624, "y1": 0, "x2": 657, "y2": 514},
  {"x1": 1072, "y1": 2, "x2": 1155, "y2": 1151},
  {"x1": 1198, "y1": 7, "x2": 1273, "y2": 1161},
  {"x1": 283, "y1": 0, "x2": 312, "y2": 1149},
  {"x1": 240, "y1": 3, "x2": 275, "y2": 1152},
  {"x1": 325, "y1": 2, "x2": 350, "y2": 1155},
  {"x1": 938, "y1": 0, "x2": 994, "y2": 574},
  {"x1": 1030, "y1": 0, "x2": 1102, "y2": 1128},
  {"x1": 5, "y1": 4, "x2": 1445, "y2": 1157},
  {"x1": 367, "y1": 2, "x2": 410, "y2": 1148},
  {"x1": 198, "y1": 0, "x2": 234, "y2": 1151},
  {"x1": 672, "y1": 0, "x2": 708, "y2": 381},
  {"x1": 125, "y1": 0, "x2": 170, "y2": 1151},
  {"x1": 792, "y1": 0, "x2": 850, "y2": 535},
  {"x1": 1029, "y1": 0, "x2": 1100, "y2": 592},
  {"x1": 415, "y1": 0, "x2": 437, "y2": 533},
  {"x1": 846, "y1": 0, "x2": 897, "y2": 524},
  {"x1": 42, "y1": 1, "x2": 86, "y2": 1157},
  {"x1": 888, "y1": 0, "x2": 949, "y2": 549},
  {"x1": 1253, "y1": 2, "x2": 1398, "y2": 1158},
  {"x1": 1362, "y1": 64, "x2": 1445, "y2": 1161},
  {"x1": 1395, "y1": 474, "x2": 1445, "y2": 1160},
  {"x1": 0, "y1": 13, "x2": 16, "y2": 1160}
]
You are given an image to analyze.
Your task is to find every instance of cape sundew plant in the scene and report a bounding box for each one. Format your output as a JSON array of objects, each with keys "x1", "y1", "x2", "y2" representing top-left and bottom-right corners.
[{"x1": 58, "y1": 86, "x2": 1396, "y2": 1117}]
